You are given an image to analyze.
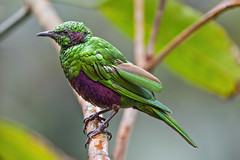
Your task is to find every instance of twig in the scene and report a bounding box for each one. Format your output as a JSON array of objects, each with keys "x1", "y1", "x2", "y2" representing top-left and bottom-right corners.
[
  {"x1": 112, "y1": 108, "x2": 137, "y2": 160},
  {"x1": 133, "y1": 0, "x2": 145, "y2": 67},
  {"x1": 113, "y1": 0, "x2": 145, "y2": 159},
  {"x1": 0, "y1": 1, "x2": 31, "y2": 41},
  {"x1": 145, "y1": 0, "x2": 240, "y2": 71},
  {"x1": 77, "y1": 96, "x2": 110, "y2": 160},
  {"x1": 146, "y1": 0, "x2": 166, "y2": 58},
  {"x1": 27, "y1": 0, "x2": 110, "y2": 159}
]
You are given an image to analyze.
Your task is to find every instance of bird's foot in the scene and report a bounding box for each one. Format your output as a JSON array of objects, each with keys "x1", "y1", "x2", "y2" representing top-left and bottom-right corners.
[
  {"x1": 84, "y1": 105, "x2": 120, "y2": 148},
  {"x1": 83, "y1": 110, "x2": 109, "y2": 134},
  {"x1": 84, "y1": 123, "x2": 112, "y2": 148}
]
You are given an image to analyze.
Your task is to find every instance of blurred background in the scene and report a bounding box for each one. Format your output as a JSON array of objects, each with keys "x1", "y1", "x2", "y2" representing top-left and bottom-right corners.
[{"x1": 0, "y1": 0, "x2": 240, "y2": 159}]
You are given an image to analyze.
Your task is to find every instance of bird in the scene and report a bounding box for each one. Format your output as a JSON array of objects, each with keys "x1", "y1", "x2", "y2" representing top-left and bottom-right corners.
[{"x1": 37, "y1": 21, "x2": 197, "y2": 148}]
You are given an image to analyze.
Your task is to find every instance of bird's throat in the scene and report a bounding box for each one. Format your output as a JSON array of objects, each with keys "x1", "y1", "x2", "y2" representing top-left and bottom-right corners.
[{"x1": 60, "y1": 45, "x2": 84, "y2": 80}]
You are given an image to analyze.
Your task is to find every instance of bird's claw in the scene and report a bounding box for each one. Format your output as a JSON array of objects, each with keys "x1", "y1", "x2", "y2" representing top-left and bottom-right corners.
[
  {"x1": 83, "y1": 114, "x2": 107, "y2": 134},
  {"x1": 84, "y1": 124, "x2": 112, "y2": 148},
  {"x1": 83, "y1": 107, "x2": 119, "y2": 148}
]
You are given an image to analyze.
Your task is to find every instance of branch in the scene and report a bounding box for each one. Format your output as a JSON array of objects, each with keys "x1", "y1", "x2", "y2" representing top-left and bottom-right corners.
[
  {"x1": 113, "y1": 0, "x2": 145, "y2": 159},
  {"x1": 77, "y1": 96, "x2": 110, "y2": 160},
  {"x1": 112, "y1": 108, "x2": 137, "y2": 160},
  {"x1": 28, "y1": 0, "x2": 110, "y2": 159},
  {"x1": 146, "y1": 0, "x2": 166, "y2": 58},
  {"x1": 0, "y1": 1, "x2": 31, "y2": 41},
  {"x1": 133, "y1": 0, "x2": 145, "y2": 67},
  {"x1": 145, "y1": 0, "x2": 240, "y2": 71}
]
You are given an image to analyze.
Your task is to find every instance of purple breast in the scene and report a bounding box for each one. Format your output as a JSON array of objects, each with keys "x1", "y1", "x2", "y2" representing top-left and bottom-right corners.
[{"x1": 69, "y1": 70, "x2": 121, "y2": 108}]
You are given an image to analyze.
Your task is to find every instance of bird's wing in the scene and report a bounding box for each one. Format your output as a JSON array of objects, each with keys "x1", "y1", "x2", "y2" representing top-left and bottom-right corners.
[
  {"x1": 79, "y1": 48, "x2": 171, "y2": 113},
  {"x1": 113, "y1": 60, "x2": 162, "y2": 92}
]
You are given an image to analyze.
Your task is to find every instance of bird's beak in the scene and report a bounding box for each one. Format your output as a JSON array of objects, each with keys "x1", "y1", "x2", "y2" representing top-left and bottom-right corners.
[{"x1": 36, "y1": 31, "x2": 55, "y2": 38}]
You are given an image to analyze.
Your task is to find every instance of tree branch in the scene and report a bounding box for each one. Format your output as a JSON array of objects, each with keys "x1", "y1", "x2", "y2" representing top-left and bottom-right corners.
[
  {"x1": 0, "y1": 1, "x2": 31, "y2": 41},
  {"x1": 133, "y1": 0, "x2": 146, "y2": 67},
  {"x1": 28, "y1": 0, "x2": 110, "y2": 159},
  {"x1": 145, "y1": 0, "x2": 240, "y2": 71},
  {"x1": 146, "y1": 0, "x2": 166, "y2": 58},
  {"x1": 113, "y1": 0, "x2": 145, "y2": 159},
  {"x1": 112, "y1": 108, "x2": 137, "y2": 160},
  {"x1": 77, "y1": 95, "x2": 110, "y2": 160}
]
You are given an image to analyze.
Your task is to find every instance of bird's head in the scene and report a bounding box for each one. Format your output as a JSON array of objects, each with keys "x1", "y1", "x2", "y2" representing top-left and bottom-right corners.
[{"x1": 37, "y1": 21, "x2": 92, "y2": 48}]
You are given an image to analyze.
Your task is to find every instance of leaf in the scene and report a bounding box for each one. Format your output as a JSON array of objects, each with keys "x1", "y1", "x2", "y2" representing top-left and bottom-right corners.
[
  {"x1": 0, "y1": 119, "x2": 73, "y2": 160},
  {"x1": 99, "y1": 0, "x2": 240, "y2": 97}
]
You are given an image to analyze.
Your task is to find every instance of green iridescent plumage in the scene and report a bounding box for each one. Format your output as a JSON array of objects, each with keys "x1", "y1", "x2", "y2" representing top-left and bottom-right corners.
[{"x1": 37, "y1": 21, "x2": 197, "y2": 148}]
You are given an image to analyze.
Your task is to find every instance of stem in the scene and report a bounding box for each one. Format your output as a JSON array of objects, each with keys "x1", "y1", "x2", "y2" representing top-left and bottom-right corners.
[
  {"x1": 112, "y1": 108, "x2": 137, "y2": 160},
  {"x1": 145, "y1": 0, "x2": 240, "y2": 71},
  {"x1": 0, "y1": 1, "x2": 31, "y2": 41},
  {"x1": 134, "y1": 0, "x2": 145, "y2": 67},
  {"x1": 77, "y1": 96, "x2": 110, "y2": 160},
  {"x1": 113, "y1": 0, "x2": 145, "y2": 159},
  {"x1": 146, "y1": 0, "x2": 166, "y2": 58},
  {"x1": 28, "y1": 0, "x2": 110, "y2": 159}
]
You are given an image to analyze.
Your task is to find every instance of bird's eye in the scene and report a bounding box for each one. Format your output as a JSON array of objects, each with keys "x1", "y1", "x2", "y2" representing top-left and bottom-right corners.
[{"x1": 63, "y1": 29, "x2": 68, "y2": 34}]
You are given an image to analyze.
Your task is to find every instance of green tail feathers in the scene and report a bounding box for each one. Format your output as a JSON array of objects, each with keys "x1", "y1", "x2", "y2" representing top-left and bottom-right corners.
[{"x1": 136, "y1": 105, "x2": 198, "y2": 148}]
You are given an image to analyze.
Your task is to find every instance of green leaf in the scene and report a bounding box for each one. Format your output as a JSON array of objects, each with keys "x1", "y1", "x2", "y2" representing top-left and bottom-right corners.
[
  {"x1": 99, "y1": 0, "x2": 240, "y2": 97},
  {"x1": 0, "y1": 119, "x2": 72, "y2": 160}
]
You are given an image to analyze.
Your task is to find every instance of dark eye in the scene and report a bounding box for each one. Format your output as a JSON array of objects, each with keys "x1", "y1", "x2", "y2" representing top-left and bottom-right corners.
[
  {"x1": 63, "y1": 29, "x2": 68, "y2": 34},
  {"x1": 84, "y1": 30, "x2": 88, "y2": 36}
]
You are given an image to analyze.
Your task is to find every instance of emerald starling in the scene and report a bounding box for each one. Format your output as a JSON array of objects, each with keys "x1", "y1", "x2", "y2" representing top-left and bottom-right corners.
[{"x1": 37, "y1": 21, "x2": 197, "y2": 148}]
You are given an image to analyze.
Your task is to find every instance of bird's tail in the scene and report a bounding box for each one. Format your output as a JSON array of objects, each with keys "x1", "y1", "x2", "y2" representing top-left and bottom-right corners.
[{"x1": 135, "y1": 105, "x2": 198, "y2": 148}]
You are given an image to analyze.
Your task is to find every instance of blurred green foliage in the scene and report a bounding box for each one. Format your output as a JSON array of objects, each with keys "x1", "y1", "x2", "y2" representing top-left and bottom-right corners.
[{"x1": 0, "y1": 119, "x2": 72, "y2": 160}]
